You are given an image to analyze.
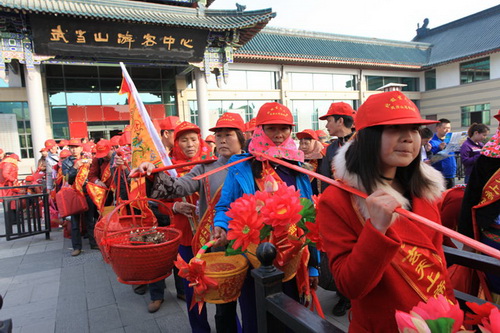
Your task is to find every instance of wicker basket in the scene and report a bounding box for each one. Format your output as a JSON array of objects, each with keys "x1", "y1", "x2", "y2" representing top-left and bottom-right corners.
[
  {"x1": 100, "y1": 198, "x2": 181, "y2": 284},
  {"x1": 103, "y1": 226, "x2": 181, "y2": 284},
  {"x1": 200, "y1": 252, "x2": 248, "y2": 304}
]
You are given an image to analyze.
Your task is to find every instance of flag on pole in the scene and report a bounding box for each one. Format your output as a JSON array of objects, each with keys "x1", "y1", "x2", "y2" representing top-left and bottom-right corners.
[{"x1": 118, "y1": 62, "x2": 176, "y2": 177}]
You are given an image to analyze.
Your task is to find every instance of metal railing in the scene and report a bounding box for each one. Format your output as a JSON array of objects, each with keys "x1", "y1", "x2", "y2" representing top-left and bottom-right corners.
[
  {"x1": 0, "y1": 184, "x2": 51, "y2": 241},
  {"x1": 252, "y1": 243, "x2": 346, "y2": 333}
]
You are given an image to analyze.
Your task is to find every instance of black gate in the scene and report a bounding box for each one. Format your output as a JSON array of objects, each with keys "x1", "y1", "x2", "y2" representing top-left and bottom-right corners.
[{"x1": 0, "y1": 184, "x2": 51, "y2": 241}]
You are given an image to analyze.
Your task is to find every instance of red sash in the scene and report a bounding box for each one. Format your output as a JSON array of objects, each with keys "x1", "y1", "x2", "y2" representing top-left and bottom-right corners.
[
  {"x1": 74, "y1": 161, "x2": 90, "y2": 193},
  {"x1": 191, "y1": 184, "x2": 222, "y2": 254},
  {"x1": 473, "y1": 168, "x2": 500, "y2": 241}
]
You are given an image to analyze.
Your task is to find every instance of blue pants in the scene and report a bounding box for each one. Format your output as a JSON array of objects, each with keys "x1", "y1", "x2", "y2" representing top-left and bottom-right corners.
[
  {"x1": 71, "y1": 196, "x2": 96, "y2": 250},
  {"x1": 179, "y1": 245, "x2": 211, "y2": 333}
]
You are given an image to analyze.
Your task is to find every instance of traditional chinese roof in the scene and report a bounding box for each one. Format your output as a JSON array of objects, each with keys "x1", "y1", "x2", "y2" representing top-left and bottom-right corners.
[
  {"x1": 235, "y1": 27, "x2": 431, "y2": 69},
  {"x1": 0, "y1": 0, "x2": 275, "y2": 45},
  {"x1": 412, "y1": 5, "x2": 500, "y2": 66}
]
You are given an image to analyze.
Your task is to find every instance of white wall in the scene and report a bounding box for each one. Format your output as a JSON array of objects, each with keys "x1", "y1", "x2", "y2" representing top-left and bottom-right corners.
[
  {"x1": 490, "y1": 53, "x2": 500, "y2": 79},
  {"x1": 436, "y1": 63, "x2": 460, "y2": 89}
]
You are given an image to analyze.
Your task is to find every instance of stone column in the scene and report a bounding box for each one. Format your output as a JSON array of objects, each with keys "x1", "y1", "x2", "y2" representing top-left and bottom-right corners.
[
  {"x1": 24, "y1": 64, "x2": 48, "y2": 164},
  {"x1": 194, "y1": 67, "x2": 210, "y2": 139}
]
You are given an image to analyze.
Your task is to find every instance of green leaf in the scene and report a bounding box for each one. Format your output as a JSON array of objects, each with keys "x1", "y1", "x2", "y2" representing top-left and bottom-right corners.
[
  {"x1": 225, "y1": 240, "x2": 244, "y2": 256},
  {"x1": 260, "y1": 224, "x2": 273, "y2": 241},
  {"x1": 425, "y1": 318, "x2": 454, "y2": 333},
  {"x1": 299, "y1": 198, "x2": 316, "y2": 221}
]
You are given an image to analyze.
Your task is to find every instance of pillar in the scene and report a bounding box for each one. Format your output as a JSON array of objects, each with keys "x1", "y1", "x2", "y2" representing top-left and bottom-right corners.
[
  {"x1": 24, "y1": 64, "x2": 48, "y2": 164},
  {"x1": 194, "y1": 67, "x2": 210, "y2": 139}
]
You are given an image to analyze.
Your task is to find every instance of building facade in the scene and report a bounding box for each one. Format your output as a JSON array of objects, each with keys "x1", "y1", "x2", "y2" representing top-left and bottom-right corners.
[{"x1": 0, "y1": 1, "x2": 499, "y2": 174}]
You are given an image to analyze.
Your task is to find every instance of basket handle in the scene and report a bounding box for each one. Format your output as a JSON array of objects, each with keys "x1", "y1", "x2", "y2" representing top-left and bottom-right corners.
[
  {"x1": 195, "y1": 239, "x2": 218, "y2": 259},
  {"x1": 102, "y1": 198, "x2": 174, "y2": 239}
]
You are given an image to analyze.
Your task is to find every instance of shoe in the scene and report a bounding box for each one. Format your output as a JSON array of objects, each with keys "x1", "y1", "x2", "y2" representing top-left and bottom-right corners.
[
  {"x1": 148, "y1": 299, "x2": 164, "y2": 313},
  {"x1": 132, "y1": 284, "x2": 147, "y2": 295},
  {"x1": 332, "y1": 297, "x2": 351, "y2": 317},
  {"x1": 71, "y1": 249, "x2": 81, "y2": 257},
  {"x1": 90, "y1": 245, "x2": 100, "y2": 250},
  {"x1": 176, "y1": 293, "x2": 186, "y2": 302}
]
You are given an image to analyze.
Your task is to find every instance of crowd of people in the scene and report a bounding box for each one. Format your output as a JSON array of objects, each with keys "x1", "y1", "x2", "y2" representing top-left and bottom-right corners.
[{"x1": 1, "y1": 90, "x2": 499, "y2": 332}]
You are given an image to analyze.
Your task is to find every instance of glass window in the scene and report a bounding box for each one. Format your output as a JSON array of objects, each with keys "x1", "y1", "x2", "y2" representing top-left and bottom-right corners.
[
  {"x1": 0, "y1": 77, "x2": 8, "y2": 87},
  {"x1": 460, "y1": 57, "x2": 490, "y2": 84},
  {"x1": 461, "y1": 104, "x2": 490, "y2": 127},
  {"x1": 290, "y1": 73, "x2": 313, "y2": 91},
  {"x1": 52, "y1": 123, "x2": 70, "y2": 139},
  {"x1": 66, "y1": 92, "x2": 101, "y2": 106},
  {"x1": 101, "y1": 93, "x2": 127, "y2": 105},
  {"x1": 313, "y1": 74, "x2": 333, "y2": 91},
  {"x1": 247, "y1": 71, "x2": 275, "y2": 90},
  {"x1": 222, "y1": 100, "x2": 247, "y2": 120},
  {"x1": 139, "y1": 92, "x2": 162, "y2": 104},
  {"x1": 247, "y1": 101, "x2": 269, "y2": 120},
  {"x1": 46, "y1": 78, "x2": 65, "y2": 91},
  {"x1": 188, "y1": 100, "x2": 198, "y2": 125},
  {"x1": 333, "y1": 75, "x2": 356, "y2": 91},
  {"x1": 51, "y1": 107, "x2": 68, "y2": 123},
  {"x1": 366, "y1": 76, "x2": 419, "y2": 91},
  {"x1": 225, "y1": 70, "x2": 247, "y2": 90},
  {"x1": 425, "y1": 70, "x2": 436, "y2": 91},
  {"x1": 367, "y1": 76, "x2": 384, "y2": 91},
  {"x1": 100, "y1": 79, "x2": 122, "y2": 92},
  {"x1": 49, "y1": 92, "x2": 66, "y2": 106},
  {"x1": 98, "y1": 66, "x2": 122, "y2": 78},
  {"x1": 64, "y1": 65, "x2": 98, "y2": 78},
  {"x1": 65, "y1": 78, "x2": 99, "y2": 91},
  {"x1": 45, "y1": 65, "x2": 63, "y2": 77},
  {"x1": 134, "y1": 79, "x2": 162, "y2": 91}
]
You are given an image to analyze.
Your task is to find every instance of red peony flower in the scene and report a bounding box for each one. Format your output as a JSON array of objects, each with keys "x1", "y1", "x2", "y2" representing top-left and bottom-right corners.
[
  {"x1": 227, "y1": 194, "x2": 264, "y2": 252},
  {"x1": 410, "y1": 295, "x2": 463, "y2": 333},
  {"x1": 259, "y1": 183, "x2": 303, "y2": 233},
  {"x1": 305, "y1": 221, "x2": 323, "y2": 251},
  {"x1": 175, "y1": 254, "x2": 218, "y2": 313},
  {"x1": 465, "y1": 301, "x2": 497, "y2": 326},
  {"x1": 479, "y1": 307, "x2": 500, "y2": 333}
]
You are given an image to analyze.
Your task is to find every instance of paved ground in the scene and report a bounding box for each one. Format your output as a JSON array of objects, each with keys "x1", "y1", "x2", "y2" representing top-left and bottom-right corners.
[{"x1": 0, "y1": 207, "x2": 349, "y2": 333}]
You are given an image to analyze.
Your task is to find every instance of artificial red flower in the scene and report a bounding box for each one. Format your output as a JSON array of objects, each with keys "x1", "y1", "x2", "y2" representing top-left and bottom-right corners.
[
  {"x1": 479, "y1": 307, "x2": 500, "y2": 333},
  {"x1": 395, "y1": 310, "x2": 431, "y2": 333},
  {"x1": 305, "y1": 221, "x2": 323, "y2": 251},
  {"x1": 227, "y1": 194, "x2": 264, "y2": 252},
  {"x1": 311, "y1": 194, "x2": 321, "y2": 208},
  {"x1": 263, "y1": 174, "x2": 279, "y2": 193},
  {"x1": 175, "y1": 254, "x2": 218, "y2": 313},
  {"x1": 259, "y1": 183, "x2": 303, "y2": 234},
  {"x1": 410, "y1": 295, "x2": 464, "y2": 333},
  {"x1": 465, "y1": 301, "x2": 497, "y2": 325}
]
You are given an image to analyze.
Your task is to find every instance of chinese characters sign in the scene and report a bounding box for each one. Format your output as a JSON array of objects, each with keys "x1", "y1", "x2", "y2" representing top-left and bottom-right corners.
[{"x1": 30, "y1": 15, "x2": 208, "y2": 62}]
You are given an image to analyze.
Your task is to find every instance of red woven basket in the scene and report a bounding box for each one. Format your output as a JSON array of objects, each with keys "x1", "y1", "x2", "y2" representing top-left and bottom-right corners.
[
  {"x1": 103, "y1": 226, "x2": 181, "y2": 284},
  {"x1": 100, "y1": 198, "x2": 181, "y2": 284}
]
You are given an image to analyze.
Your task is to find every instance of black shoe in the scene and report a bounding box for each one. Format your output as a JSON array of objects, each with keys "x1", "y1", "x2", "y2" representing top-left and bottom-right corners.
[
  {"x1": 132, "y1": 284, "x2": 147, "y2": 295},
  {"x1": 332, "y1": 297, "x2": 351, "y2": 316},
  {"x1": 90, "y1": 245, "x2": 99, "y2": 250}
]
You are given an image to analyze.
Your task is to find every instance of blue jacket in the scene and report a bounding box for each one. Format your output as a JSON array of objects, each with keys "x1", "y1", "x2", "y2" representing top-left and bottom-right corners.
[
  {"x1": 430, "y1": 134, "x2": 457, "y2": 178},
  {"x1": 214, "y1": 153, "x2": 318, "y2": 276}
]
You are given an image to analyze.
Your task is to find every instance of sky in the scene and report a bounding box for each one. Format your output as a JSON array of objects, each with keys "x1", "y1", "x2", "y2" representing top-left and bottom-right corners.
[{"x1": 210, "y1": 0, "x2": 500, "y2": 41}]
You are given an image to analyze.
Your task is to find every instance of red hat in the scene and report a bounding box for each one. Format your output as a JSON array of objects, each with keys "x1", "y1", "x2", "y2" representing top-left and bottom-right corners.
[
  {"x1": 355, "y1": 91, "x2": 438, "y2": 132},
  {"x1": 315, "y1": 130, "x2": 327, "y2": 138},
  {"x1": 25, "y1": 175, "x2": 34, "y2": 182},
  {"x1": 39, "y1": 147, "x2": 48, "y2": 153},
  {"x1": 119, "y1": 126, "x2": 131, "y2": 146},
  {"x1": 95, "y1": 139, "x2": 112, "y2": 158},
  {"x1": 44, "y1": 139, "x2": 57, "y2": 149},
  {"x1": 60, "y1": 149, "x2": 71, "y2": 158},
  {"x1": 174, "y1": 122, "x2": 200, "y2": 141},
  {"x1": 7, "y1": 153, "x2": 20, "y2": 161},
  {"x1": 296, "y1": 129, "x2": 319, "y2": 140},
  {"x1": 245, "y1": 118, "x2": 256, "y2": 132},
  {"x1": 110, "y1": 135, "x2": 121, "y2": 147},
  {"x1": 209, "y1": 112, "x2": 245, "y2": 132},
  {"x1": 255, "y1": 102, "x2": 294, "y2": 126},
  {"x1": 205, "y1": 135, "x2": 215, "y2": 143},
  {"x1": 319, "y1": 102, "x2": 356, "y2": 120},
  {"x1": 494, "y1": 110, "x2": 500, "y2": 122},
  {"x1": 68, "y1": 138, "x2": 82, "y2": 147},
  {"x1": 58, "y1": 139, "x2": 69, "y2": 148},
  {"x1": 82, "y1": 142, "x2": 94, "y2": 153},
  {"x1": 159, "y1": 116, "x2": 181, "y2": 131}
]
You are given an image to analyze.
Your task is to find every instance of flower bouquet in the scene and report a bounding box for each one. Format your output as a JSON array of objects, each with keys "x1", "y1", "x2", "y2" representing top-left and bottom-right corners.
[
  {"x1": 395, "y1": 294, "x2": 500, "y2": 332},
  {"x1": 224, "y1": 176, "x2": 321, "y2": 281}
]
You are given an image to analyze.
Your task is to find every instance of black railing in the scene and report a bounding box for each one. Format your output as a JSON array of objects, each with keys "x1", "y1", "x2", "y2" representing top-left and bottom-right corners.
[
  {"x1": 0, "y1": 184, "x2": 51, "y2": 241},
  {"x1": 443, "y1": 245, "x2": 500, "y2": 310},
  {"x1": 252, "y1": 243, "x2": 346, "y2": 333}
]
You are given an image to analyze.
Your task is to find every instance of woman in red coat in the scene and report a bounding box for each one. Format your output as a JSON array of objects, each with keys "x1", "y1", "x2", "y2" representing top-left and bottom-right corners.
[{"x1": 317, "y1": 91, "x2": 456, "y2": 332}]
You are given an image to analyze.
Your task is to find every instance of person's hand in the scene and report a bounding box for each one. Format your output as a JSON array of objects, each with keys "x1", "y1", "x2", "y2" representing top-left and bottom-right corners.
[
  {"x1": 129, "y1": 162, "x2": 155, "y2": 177},
  {"x1": 114, "y1": 155, "x2": 128, "y2": 169},
  {"x1": 366, "y1": 189, "x2": 401, "y2": 234},
  {"x1": 310, "y1": 276, "x2": 319, "y2": 290},
  {"x1": 73, "y1": 160, "x2": 83, "y2": 169},
  {"x1": 439, "y1": 142, "x2": 446, "y2": 150},
  {"x1": 173, "y1": 201, "x2": 196, "y2": 217},
  {"x1": 212, "y1": 227, "x2": 228, "y2": 247},
  {"x1": 424, "y1": 142, "x2": 432, "y2": 152}
]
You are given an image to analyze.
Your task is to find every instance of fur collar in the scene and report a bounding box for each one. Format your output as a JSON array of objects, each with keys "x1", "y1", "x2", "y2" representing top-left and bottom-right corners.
[{"x1": 332, "y1": 141, "x2": 445, "y2": 219}]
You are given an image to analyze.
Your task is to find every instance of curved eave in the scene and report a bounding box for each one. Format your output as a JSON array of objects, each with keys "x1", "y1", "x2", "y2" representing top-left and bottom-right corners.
[
  {"x1": 425, "y1": 48, "x2": 500, "y2": 68},
  {"x1": 234, "y1": 53, "x2": 424, "y2": 69}
]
